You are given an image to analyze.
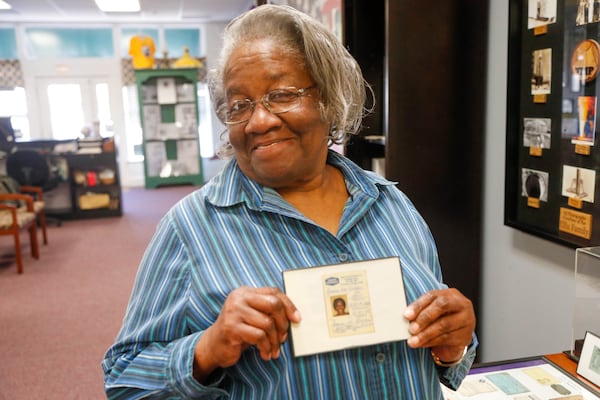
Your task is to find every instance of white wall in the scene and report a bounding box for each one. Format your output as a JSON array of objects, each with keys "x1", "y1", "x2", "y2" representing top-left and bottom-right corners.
[
  {"x1": 482, "y1": 0, "x2": 577, "y2": 362},
  {"x1": 202, "y1": 22, "x2": 228, "y2": 154}
]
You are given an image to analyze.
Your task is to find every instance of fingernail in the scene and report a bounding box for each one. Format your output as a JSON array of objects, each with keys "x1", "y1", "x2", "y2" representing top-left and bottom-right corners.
[{"x1": 409, "y1": 322, "x2": 419, "y2": 334}]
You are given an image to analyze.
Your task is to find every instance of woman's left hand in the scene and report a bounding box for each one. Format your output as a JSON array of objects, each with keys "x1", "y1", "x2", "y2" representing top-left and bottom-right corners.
[{"x1": 403, "y1": 288, "x2": 475, "y2": 362}]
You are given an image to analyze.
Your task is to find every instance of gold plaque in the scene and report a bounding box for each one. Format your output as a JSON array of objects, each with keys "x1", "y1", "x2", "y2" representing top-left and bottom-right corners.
[
  {"x1": 529, "y1": 147, "x2": 543, "y2": 157},
  {"x1": 571, "y1": 39, "x2": 600, "y2": 83},
  {"x1": 575, "y1": 143, "x2": 591, "y2": 155},
  {"x1": 568, "y1": 197, "x2": 583, "y2": 209},
  {"x1": 559, "y1": 207, "x2": 592, "y2": 239},
  {"x1": 527, "y1": 197, "x2": 540, "y2": 208}
]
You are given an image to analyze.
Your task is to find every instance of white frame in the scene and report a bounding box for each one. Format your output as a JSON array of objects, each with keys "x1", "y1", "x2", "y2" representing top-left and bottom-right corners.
[
  {"x1": 282, "y1": 257, "x2": 409, "y2": 357},
  {"x1": 577, "y1": 330, "x2": 600, "y2": 387}
]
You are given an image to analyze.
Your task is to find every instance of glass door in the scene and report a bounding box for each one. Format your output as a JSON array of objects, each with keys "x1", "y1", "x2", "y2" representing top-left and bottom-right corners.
[{"x1": 36, "y1": 77, "x2": 114, "y2": 140}]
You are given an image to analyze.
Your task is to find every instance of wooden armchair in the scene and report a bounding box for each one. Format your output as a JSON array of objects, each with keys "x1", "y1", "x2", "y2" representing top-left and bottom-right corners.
[
  {"x1": 0, "y1": 176, "x2": 48, "y2": 245},
  {"x1": 18, "y1": 185, "x2": 48, "y2": 245},
  {"x1": 0, "y1": 192, "x2": 39, "y2": 273}
]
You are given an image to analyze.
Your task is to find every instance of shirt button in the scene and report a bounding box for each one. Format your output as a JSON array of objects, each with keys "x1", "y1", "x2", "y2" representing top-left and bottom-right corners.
[
  {"x1": 376, "y1": 353, "x2": 386, "y2": 363},
  {"x1": 338, "y1": 253, "x2": 349, "y2": 262}
]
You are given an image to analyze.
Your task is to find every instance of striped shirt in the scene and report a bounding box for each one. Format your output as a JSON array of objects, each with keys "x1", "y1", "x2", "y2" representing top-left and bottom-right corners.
[{"x1": 102, "y1": 150, "x2": 477, "y2": 399}]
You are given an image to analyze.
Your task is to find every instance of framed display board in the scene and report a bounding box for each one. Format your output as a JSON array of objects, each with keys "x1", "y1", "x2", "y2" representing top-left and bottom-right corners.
[{"x1": 505, "y1": 0, "x2": 600, "y2": 247}]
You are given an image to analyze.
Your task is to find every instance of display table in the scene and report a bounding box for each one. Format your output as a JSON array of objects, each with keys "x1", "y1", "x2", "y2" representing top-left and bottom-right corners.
[
  {"x1": 544, "y1": 352, "x2": 600, "y2": 395},
  {"x1": 441, "y1": 352, "x2": 600, "y2": 399}
]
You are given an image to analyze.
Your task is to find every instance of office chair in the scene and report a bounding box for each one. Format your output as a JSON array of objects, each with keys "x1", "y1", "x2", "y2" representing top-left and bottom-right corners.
[{"x1": 6, "y1": 150, "x2": 63, "y2": 240}]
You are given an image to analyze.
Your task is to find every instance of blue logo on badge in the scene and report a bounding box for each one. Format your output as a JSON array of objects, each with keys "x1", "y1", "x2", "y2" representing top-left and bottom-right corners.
[{"x1": 325, "y1": 277, "x2": 340, "y2": 286}]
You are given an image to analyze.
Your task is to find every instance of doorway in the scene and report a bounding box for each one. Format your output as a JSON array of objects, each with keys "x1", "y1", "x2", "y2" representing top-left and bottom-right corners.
[{"x1": 35, "y1": 77, "x2": 113, "y2": 140}]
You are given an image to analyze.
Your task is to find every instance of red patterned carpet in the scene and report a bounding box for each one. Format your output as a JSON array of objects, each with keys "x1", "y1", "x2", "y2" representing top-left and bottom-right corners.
[{"x1": 0, "y1": 184, "x2": 198, "y2": 400}]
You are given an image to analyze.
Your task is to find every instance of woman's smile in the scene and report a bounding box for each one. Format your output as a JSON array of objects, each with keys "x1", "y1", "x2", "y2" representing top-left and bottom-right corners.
[{"x1": 251, "y1": 136, "x2": 294, "y2": 155}]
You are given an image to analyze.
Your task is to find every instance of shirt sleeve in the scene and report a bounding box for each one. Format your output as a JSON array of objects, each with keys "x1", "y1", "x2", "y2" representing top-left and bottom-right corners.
[
  {"x1": 437, "y1": 334, "x2": 479, "y2": 390},
  {"x1": 101, "y1": 215, "x2": 228, "y2": 400}
]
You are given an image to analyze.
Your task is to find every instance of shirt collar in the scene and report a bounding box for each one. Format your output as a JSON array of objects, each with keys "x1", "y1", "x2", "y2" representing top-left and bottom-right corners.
[{"x1": 204, "y1": 150, "x2": 396, "y2": 210}]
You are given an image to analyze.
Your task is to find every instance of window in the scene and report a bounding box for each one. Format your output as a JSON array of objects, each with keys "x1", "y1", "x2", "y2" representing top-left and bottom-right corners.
[
  {"x1": 0, "y1": 87, "x2": 30, "y2": 141},
  {"x1": 122, "y1": 84, "x2": 144, "y2": 162}
]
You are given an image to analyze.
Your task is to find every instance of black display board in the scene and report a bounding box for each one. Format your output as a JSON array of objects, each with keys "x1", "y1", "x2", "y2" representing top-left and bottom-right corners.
[{"x1": 506, "y1": 0, "x2": 600, "y2": 248}]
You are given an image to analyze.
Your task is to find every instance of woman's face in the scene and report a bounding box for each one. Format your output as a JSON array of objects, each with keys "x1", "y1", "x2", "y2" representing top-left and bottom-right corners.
[
  {"x1": 334, "y1": 300, "x2": 346, "y2": 314},
  {"x1": 223, "y1": 38, "x2": 330, "y2": 189}
]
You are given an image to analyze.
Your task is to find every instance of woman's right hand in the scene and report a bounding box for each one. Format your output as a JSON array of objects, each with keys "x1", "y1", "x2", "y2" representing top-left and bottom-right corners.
[{"x1": 193, "y1": 286, "x2": 301, "y2": 382}]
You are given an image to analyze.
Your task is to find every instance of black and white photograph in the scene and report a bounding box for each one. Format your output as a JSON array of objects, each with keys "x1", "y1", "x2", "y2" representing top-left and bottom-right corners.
[
  {"x1": 576, "y1": 0, "x2": 600, "y2": 25},
  {"x1": 521, "y1": 168, "x2": 549, "y2": 201},
  {"x1": 523, "y1": 117, "x2": 551, "y2": 148},
  {"x1": 140, "y1": 83, "x2": 157, "y2": 104},
  {"x1": 176, "y1": 82, "x2": 195, "y2": 103},
  {"x1": 156, "y1": 77, "x2": 177, "y2": 105},
  {"x1": 528, "y1": 0, "x2": 557, "y2": 29},
  {"x1": 174, "y1": 103, "x2": 197, "y2": 137},
  {"x1": 562, "y1": 165, "x2": 596, "y2": 203},
  {"x1": 531, "y1": 48, "x2": 552, "y2": 95}
]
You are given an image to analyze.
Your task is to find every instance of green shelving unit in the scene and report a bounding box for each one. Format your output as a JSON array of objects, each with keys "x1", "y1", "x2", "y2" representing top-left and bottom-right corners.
[{"x1": 135, "y1": 68, "x2": 203, "y2": 189}]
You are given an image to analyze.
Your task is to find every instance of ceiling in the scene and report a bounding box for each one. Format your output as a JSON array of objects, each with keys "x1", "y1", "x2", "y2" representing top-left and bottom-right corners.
[{"x1": 0, "y1": 0, "x2": 256, "y2": 23}]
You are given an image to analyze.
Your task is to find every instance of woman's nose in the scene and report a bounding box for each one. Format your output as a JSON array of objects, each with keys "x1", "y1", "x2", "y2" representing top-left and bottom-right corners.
[{"x1": 244, "y1": 101, "x2": 281, "y2": 133}]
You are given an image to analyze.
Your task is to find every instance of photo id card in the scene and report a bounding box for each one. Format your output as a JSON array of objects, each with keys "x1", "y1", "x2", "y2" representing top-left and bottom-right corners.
[{"x1": 282, "y1": 257, "x2": 409, "y2": 357}]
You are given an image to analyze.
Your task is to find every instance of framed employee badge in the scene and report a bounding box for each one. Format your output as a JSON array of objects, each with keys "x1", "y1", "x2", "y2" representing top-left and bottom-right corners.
[{"x1": 282, "y1": 257, "x2": 410, "y2": 357}]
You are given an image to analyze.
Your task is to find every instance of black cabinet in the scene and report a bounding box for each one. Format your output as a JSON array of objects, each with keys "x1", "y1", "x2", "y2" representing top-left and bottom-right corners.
[
  {"x1": 65, "y1": 152, "x2": 122, "y2": 219},
  {"x1": 13, "y1": 139, "x2": 123, "y2": 219}
]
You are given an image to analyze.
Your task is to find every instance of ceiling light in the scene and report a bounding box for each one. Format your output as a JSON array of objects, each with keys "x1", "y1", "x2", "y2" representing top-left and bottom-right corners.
[
  {"x1": 0, "y1": 1, "x2": 12, "y2": 10},
  {"x1": 94, "y1": 0, "x2": 140, "y2": 13}
]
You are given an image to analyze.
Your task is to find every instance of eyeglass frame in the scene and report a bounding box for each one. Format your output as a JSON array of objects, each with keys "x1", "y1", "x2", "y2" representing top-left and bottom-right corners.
[{"x1": 223, "y1": 85, "x2": 316, "y2": 125}]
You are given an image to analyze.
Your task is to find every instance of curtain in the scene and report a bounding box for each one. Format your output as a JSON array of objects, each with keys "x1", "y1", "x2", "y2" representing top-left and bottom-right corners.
[{"x1": 0, "y1": 60, "x2": 24, "y2": 88}]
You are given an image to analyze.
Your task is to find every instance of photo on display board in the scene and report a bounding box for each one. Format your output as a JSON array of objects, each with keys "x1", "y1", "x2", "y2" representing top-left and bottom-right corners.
[
  {"x1": 528, "y1": 0, "x2": 557, "y2": 29},
  {"x1": 571, "y1": 39, "x2": 600, "y2": 86},
  {"x1": 523, "y1": 117, "x2": 552, "y2": 148},
  {"x1": 531, "y1": 48, "x2": 552, "y2": 95},
  {"x1": 141, "y1": 84, "x2": 158, "y2": 104},
  {"x1": 576, "y1": 0, "x2": 600, "y2": 25},
  {"x1": 521, "y1": 168, "x2": 549, "y2": 202},
  {"x1": 562, "y1": 165, "x2": 596, "y2": 203},
  {"x1": 573, "y1": 96, "x2": 597, "y2": 145}
]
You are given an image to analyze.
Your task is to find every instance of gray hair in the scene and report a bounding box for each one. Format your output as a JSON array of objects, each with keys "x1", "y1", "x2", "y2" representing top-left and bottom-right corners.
[{"x1": 209, "y1": 4, "x2": 373, "y2": 157}]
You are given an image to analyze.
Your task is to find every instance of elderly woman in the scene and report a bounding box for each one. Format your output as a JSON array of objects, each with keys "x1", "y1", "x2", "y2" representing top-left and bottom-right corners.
[{"x1": 103, "y1": 5, "x2": 477, "y2": 399}]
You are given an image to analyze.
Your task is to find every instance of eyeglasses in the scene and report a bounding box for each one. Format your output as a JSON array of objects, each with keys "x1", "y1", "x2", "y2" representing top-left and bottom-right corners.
[{"x1": 224, "y1": 85, "x2": 315, "y2": 125}]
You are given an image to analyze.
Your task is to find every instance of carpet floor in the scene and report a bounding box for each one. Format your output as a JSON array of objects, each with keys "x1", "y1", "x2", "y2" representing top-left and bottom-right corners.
[{"x1": 0, "y1": 184, "x2": 198, "y2": 400}]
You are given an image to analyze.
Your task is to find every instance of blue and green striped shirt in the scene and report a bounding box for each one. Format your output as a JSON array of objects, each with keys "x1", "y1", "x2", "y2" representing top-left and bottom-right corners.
[{"x1": 102, "y1": 150, "x2": 476, "y2": 399}]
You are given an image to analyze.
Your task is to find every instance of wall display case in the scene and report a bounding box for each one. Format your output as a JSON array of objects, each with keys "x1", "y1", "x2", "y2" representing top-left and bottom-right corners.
[
  {"x1": 135, "y1": 68, "x2": 203, "y2": 189},
  {"x1": 506, "y1": 0, "x2": 600, "y2": 247}
]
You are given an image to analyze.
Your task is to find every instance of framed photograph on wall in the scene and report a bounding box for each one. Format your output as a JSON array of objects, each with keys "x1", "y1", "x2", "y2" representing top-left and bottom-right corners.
[
  {"x1": 505, "y1": 0, "x2": 600, "y2": 247},
  {"x1": 577, "y1": 331, "x2": 600, "y2": 387}
]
